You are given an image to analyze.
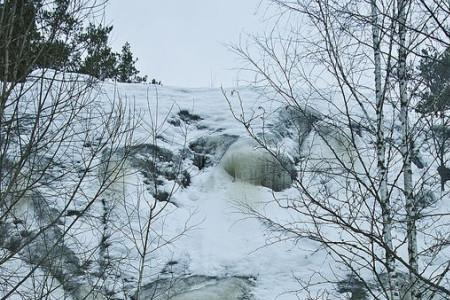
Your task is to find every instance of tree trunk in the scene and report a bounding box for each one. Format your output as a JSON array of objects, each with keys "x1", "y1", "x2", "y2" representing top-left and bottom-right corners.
[
  {"x1": 372, "y1": 1, "x2": 399, "y2": 299},
  {"x1": 398, "y1": 0, "x2": 419, "y2": 299}
]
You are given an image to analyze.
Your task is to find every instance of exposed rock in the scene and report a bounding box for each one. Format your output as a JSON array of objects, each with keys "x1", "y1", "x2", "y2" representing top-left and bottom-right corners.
[
  {"x1": 100, "y1": 143, "x2": 191, "y2": 202},
  {"x1": 189, "y1": 134, "x2": 238, "y2": 170},
  {"x1": 178, "y1": 109, "x2": 203, "y2": 124},
  {"x1": 416, "y1": 189, "x2": 438, "y2": 210},
  {"x1": 376, "y1": 272, "x2": 446, "y2": 300},
  {"x1": 168, "y1": 109, "x2": 203, "y2": 127},
  {"x1": 438, "y1": 165, "x2": 450, "y2": 191},
  {"x1": 270, "y1": 105, "x2": 321, "y2": 150},
  {"x1": 128, "y1": 144, "x2": 174, "y2": 162},
  {"x1": 0, "y1": 200, "x2": 103, "y2": 300},
  {"x1": 336, "y1": 274, "x2": 369, "y2": 300},
  {"x1": 168, "y1": 118, "x2": 181, "y2": 127}
]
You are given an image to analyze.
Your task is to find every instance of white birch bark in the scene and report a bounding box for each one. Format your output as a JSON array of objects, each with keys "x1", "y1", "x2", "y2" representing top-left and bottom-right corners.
[
  {"x1": 372, "y1": 1, "x2": 399, "y2": 299},
  {"x1": 398, "y1": 0, "x2": 419, "y2": 299}
]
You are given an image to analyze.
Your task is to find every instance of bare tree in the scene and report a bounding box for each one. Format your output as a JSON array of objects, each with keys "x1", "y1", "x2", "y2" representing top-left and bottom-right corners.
[
  {"x1": 0, "y1": 1, "x2": 196, "y2": 299},
  {"x1": 228, "y1": 0, "x2": 450, "y2": 299},
  {"x1": 0, "y1": 1, "x2": 140, "y2": 299}
]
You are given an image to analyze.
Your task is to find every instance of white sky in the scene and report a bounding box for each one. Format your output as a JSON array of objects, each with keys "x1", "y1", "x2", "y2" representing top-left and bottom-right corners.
[{"x1": 106, "y1": 0, "x2": 267, "y2": 88}]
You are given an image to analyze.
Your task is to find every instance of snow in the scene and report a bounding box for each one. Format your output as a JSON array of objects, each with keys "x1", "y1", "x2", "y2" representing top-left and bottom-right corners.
[
  {"x1": 85, "y1": 81, "x2": 335, "y2": 299},
  {"x1": 5, "y1": 73, "x2": 449, "y2": 299}
]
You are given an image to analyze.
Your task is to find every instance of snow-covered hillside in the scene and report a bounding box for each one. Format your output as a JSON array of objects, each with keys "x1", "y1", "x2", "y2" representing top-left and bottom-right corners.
[
  {"x1": 3, "y1": 75, "x2": 449, "y2": 300},
  {"x1": 93, "y1": 82, "x2": 331, "y2": 300}
]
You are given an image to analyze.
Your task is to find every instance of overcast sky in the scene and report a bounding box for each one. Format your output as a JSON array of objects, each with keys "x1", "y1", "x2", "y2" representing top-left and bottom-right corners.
[{"x1": 106, "y1": 1, "x2": 267, "y2": 88}]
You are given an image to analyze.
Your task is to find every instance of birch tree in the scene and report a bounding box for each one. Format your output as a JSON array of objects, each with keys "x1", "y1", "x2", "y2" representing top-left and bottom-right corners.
[
  {"x1": 396, "y1": 0, "x2": 420, "y2": 299},
  {"x1": 229, "y1": 0, "x2": 450, "y2": 298},
  {"x1": 372, "y1": 0, "x2": 400, "y2": 298}
]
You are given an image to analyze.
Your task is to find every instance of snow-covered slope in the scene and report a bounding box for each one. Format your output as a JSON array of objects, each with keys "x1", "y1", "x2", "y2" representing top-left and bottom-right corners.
[
  {"x1": 73, "y1": 82, "x2": 337, "y2": 300},
  {"x1": 91, "y1": 83, "x2": 323, "y2": 299},
  {"x1": 5, "y1": 76, "x2": 448, "y2": 300}
]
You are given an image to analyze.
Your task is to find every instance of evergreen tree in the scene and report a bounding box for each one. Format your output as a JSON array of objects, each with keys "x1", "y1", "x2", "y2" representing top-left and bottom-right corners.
[
  {"x1": 0, "y1": 1, "x2": 147, "y2": 81},
  {"x1": 35, "y1": 40, "x2": 72, "y2": 70},
  {"x1": 40, "y1": 0, "x2": 79, "y2": 36},
  {"x1": 77, "y1": 23, "x2": 118, "y2": 80},
  {"x1": 418, "y1": 47, "x2": 450, "y2": 191},
  {"x1": 0, "y1": 0, "x2": 40, "y2": 81},
  {"x1": 34, "y1": 0, "x2": 81, "y2": 71},
  {"x1": 417, "y1": 47, "x2": 450, "y2": 114},
  {"x1": 0, "y1": 0, "x2": 88, "y2": 77},
  {"x1": 116, "y1": 42, "x2": 139, "y2": 83}
]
